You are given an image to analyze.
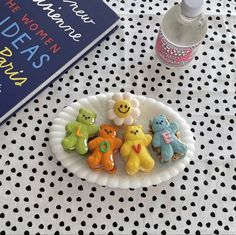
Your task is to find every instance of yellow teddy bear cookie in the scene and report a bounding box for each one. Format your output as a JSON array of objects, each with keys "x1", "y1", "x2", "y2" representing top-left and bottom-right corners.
[{"x1": 120, "y1": 125, "x2": 155, "y2": 175}]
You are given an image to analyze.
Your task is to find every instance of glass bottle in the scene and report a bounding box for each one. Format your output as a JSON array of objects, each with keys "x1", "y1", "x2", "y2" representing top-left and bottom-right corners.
[{"x1": 155, "y1": 0, "x2": 207, "y2": 67}]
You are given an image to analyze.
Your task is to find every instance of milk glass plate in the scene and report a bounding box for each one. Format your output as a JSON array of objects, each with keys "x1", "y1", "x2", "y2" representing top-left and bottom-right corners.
[{"x1": 49, "y1": 93, "x2": 195, "y2": 189}]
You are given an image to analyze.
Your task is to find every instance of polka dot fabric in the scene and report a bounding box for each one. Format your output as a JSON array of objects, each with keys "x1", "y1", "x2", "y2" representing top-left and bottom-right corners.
[{"x1": 0, "y1": 0, "x2": 235, "y2": 234}]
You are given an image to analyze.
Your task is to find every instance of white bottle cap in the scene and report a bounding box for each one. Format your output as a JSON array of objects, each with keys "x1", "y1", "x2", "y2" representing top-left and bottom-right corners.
[{"x1": 181, "y1": 0, "x2": 204, "y2": 18}]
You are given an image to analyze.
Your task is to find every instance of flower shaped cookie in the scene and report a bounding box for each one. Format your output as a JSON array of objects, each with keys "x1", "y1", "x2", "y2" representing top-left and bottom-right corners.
[{"x1": 107, "y1": 93, "x2": 141, "y2": 126}]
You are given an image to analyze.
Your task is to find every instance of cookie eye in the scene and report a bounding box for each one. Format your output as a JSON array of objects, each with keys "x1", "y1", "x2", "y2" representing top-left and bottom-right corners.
[
  {"x1": 125, "y1": 105, "x2": 128, "y2": 108},
  {"x1": 109, "y1": 131, "x2": 112, "y2": 134},
  {"x1": 130, "y1": 131, "x2": 133, "y2": 134},
  {"x1": 83, "y1": 114, "x2": 85, "y2": 117},
  {"x1": 120, "y1": 104, "x2": 123, "y2": 108},
  {"x1": 88, "y1": 116, "x2": 90, "y2": 119}
]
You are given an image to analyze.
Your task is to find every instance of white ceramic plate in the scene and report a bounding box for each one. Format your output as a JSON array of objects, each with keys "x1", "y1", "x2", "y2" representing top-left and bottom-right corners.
[{"x1": 49, "y1": 93, "x2": 195, "y2": 189}]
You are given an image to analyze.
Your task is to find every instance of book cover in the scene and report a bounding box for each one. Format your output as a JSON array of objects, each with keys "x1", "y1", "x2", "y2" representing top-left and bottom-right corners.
[{"x1": 0, "y1": 0, "x2": 119, "y2": 125}]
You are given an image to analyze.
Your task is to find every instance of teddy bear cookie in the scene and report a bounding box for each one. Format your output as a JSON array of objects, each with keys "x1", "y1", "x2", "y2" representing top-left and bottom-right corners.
[
  {"x1": 120, "y1": 125, "x2": 155, "y2": 175},
  {"x1": 61, "y1": 108, "x2": 99, "y2": 155},
  {"x1": 107, "y1": 92, "x2": 141, "y2": 126},
  {"x1": 87, "y1": 124, "x2": 123, "y2": 174},
  {"x1": 150, "y1": 114, "x2": 188, "y2": 162}
]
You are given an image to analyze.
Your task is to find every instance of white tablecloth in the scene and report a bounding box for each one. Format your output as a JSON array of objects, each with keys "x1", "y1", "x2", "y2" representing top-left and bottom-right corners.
[{"x1": 0, "y1": 0, "x2": 235, "y2": 234}]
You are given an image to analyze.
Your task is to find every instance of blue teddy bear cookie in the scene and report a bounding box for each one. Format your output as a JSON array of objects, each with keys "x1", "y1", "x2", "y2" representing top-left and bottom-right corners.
[{"x1": 150, "y1": 114, "x2": 188, "y2": 162}]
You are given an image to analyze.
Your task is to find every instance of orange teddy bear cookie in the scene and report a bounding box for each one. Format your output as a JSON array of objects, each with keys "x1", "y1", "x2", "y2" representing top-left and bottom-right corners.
[{"x1": 87, "y1": 124, "x2": 123, "y2": 174}]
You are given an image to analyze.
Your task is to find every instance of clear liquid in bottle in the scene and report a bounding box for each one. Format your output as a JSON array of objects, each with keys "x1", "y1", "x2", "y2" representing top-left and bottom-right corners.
[{"x1": 156, "y1": 0, "x2": 207, "y2": 67}]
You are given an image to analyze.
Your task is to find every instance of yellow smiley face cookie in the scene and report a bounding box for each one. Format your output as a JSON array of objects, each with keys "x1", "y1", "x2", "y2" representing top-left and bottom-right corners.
[
  {"x1": 107, "y1": 92, "x2": 141, "y2": 126},
  {"x1": 114, "y1": 100, "x2": 131, "y2": 118}
]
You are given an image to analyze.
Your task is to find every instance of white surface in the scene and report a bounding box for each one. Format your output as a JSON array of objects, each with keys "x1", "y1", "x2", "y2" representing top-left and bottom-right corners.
[{"x1": 49, "y1": 93, "x2": 195, "y2": 189}]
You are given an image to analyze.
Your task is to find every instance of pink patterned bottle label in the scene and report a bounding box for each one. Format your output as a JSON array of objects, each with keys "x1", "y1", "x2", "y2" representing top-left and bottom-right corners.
[{"x1": 156, "y1": 28, "x2": 200, "y2": 66}]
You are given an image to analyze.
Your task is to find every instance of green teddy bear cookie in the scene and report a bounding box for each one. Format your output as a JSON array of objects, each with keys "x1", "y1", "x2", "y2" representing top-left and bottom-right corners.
[{"x1": 61, "y1": 108, "x2": 99, "y2": 155}]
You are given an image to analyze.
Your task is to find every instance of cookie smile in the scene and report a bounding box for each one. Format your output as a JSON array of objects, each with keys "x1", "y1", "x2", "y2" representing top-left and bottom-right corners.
[{"x1": 118, "y1": 107, "x2": 130, "y2": 114}]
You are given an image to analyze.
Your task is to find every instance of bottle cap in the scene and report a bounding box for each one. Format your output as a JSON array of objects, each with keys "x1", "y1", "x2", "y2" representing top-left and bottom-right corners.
[{"x1": 181, "y1": 0, "x2": 204, "y2": 18}]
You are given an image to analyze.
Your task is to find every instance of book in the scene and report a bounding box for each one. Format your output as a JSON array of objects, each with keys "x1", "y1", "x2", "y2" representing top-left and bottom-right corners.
[{"x1": 0, "y1": 0, "x2": 119, "y2": 125}]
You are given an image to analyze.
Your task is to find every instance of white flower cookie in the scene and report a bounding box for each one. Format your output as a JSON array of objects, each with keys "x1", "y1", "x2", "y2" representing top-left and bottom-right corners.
[{"x1": 107, "y1": 92, "x2": 141, "y2": 126}]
